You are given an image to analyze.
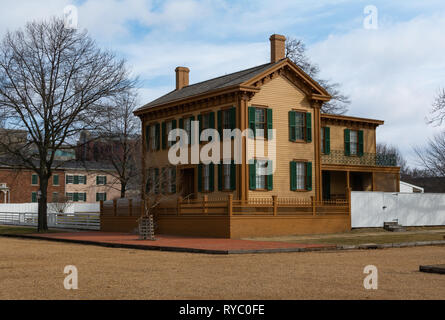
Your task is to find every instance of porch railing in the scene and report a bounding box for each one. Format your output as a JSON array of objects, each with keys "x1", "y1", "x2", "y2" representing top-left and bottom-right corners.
[{"x1": 321, "y1": 150, "x2": 397, "y2": 167}]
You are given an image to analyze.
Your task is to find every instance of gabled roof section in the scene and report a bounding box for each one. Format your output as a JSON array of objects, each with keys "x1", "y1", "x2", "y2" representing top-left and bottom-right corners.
[{"x1": 135, "y1": 57, "x2": 331, "y2": 114}]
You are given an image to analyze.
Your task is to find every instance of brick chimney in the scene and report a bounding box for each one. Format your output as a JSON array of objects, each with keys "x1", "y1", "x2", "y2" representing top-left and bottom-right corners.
[
  {"x1": 269, "y1": 34, "x2": 286, "y2": 63},
  {"x1": 175, "y1": 66, "x2": 190, "y2": 90}
]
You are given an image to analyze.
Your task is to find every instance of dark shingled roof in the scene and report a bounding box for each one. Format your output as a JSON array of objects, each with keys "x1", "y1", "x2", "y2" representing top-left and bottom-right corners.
[{"x1": 137, "y1": 60, "x2": 284, "y2": 111}]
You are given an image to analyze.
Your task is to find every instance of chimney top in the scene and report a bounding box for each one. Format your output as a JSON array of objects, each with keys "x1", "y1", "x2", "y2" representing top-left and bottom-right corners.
[
  {"x1": 175, "y1": 66, "x2": 190, "y2": 90},
  {"x1": 269, "y1": 34, "x2": 286, "y2": 63}
]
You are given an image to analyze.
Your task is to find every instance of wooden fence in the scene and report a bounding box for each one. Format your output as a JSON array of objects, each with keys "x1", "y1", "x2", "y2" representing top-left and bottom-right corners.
[{"x1": 100, "y1": 192, "x2": 351, "y2": 237}]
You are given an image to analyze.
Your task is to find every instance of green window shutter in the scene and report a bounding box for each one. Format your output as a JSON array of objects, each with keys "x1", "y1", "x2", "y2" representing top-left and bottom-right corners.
[
  {"x1": 53, "y1": 175, "x2": 58, "y2": 186},
  {"x1": 248, "y1": 106, "x2": 256, "y2": 138},
  {"x1": 73, "y1": 175, "x2": 79, "y2": 184},
  {"x1": 172, "y1": 168, "x2": 176, "y2": 193},
  {"x1": 172, "y1": 119, "x2": 177, "y2": 130},
  {"x1": 104, "y1": 193, "x2": 107, "y2": 201},
  {"x1": 96, "y1": 176, "x2": 99, "y2": 185},
  {"x1": 325, "y1": 127, "x2": 331, "y2": 155},
  {"x1": 197, "y1": 114, "x2": 202, "y2": 140},
  {"x1": 145, "y1": 125, "x2": 150, "y2": 150},
  {"x1": 197, "y1": 164, "x2": 202, "y2": 192},
  {"x1": 209, "y1": 163, "x2": 214, "y2": 192},
  {"x1": 96, "y1": 193, "x2": 99, "y2": 201},
  {"x1": 230, "y1": 161, "x2": 236, "y2": 191},
  {"x1": 267, "y1": 160, "x2": 273, "y2": 190},
  {"x1": 230, "y1": 107, "x2": 236, "y2": 130},
  {"x1": 84, "y1": 175, "x2": 87, "y2": 184},
  {"x1": 162, "y1": 122, "x2": 166, "y2": 149},
  {"x1": 249, "y1": 161, "x2": 256, "y2": 190},
  {"x1": 208, "y1": 112, "x2": 215, "y2": 142},
  {"x1": 104, "y1": 176, "x2": 107, "y2": 185},
  {"x1": 358, "y1": 130, "x2": 364, "y2": 157},
  {"x1": 189, "y1": 116, "x2": 195, "y2": 145},
  {"x1": 306, "y1": 112, "x2": 312, "y2": 142},
  {"x1": 266, "y1": 108, "x2": 273, "y2": 139},
  {"x1": 31, "y1": 192, "x2": 37, "y2": 203},
  {"x1": 179, "y1": 118, "x2": 184, "y2": 129},
  {"x1": 155, "y1": 123, "x2": 160, "y2": 151},
  {"x1": 84, "y1": 193, "x2": 87, "y2": 202},
  {"x1": 73, "y1": 193, "x2": 79, "y2": 202},
  {"x1": 289, "y1": 111, "x2": 296, "y2": 142},
  {"x1": 344, "y1": 129, "x2": 350, "y2": 156},
  {"x1": 31, "y1": 174, "x2": 38, "y2": 185},
  {"x1": 306, "y1": 162, "x2": 312, "y2": 191},
  {"x1": 218, "y1": 164, "x2": 222, "y2": 191},
  {"x1": 290, "y1": 161, "x2": 297, "y2": 191},
  {"x1": 217, "y1": 110, "x2": 222, "y2": 137}
]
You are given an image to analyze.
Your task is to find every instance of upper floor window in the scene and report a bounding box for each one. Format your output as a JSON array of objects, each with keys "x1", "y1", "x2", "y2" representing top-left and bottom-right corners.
[
  {"x1": 162, "y1": 120, "x2": 177, "y2": 149},
  {"x1": 289, "y1": 111, "x2": 311, "y2": 142},
  {"x1": 96, "y1": 176, "x2": 107, "y2": 185},
  {"x1": 150, "y1": 125, "x2": 157, "y2": 150},
  {"x1": 66, "y1": 175, "x2": 87, "y2": 185},
  {"x1": 53, "y1": 174, "x2": 59, "y2": 186},
  {"x1": 248, "y1": 106, "x2": 272, "y2": 139},
  {"x1": 344, "y1": 129, "x2": 364, "y2": 157},
  {"x1": 31, "y1": 174, "x2": 38, "y2": 185}
]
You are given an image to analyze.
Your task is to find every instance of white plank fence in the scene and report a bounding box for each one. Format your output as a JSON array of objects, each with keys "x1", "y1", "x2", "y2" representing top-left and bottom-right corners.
[{"x1": 0, "y1": 203, "x2": 100, "y2": 230}]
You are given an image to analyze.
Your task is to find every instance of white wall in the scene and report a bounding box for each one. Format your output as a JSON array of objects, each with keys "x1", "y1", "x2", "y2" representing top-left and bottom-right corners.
[{"x1": 351, "y1": 191, "x2": 445, "y2": 227}]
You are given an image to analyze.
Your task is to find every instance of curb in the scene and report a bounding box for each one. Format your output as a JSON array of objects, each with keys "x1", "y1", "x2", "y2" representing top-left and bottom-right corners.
[{"x1": 2, "y1": 234, "x2": 445, "y2": 255}]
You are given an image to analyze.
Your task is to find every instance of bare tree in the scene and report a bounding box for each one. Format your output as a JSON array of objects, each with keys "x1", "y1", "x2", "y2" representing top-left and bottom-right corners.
[
  {"x1": 376, "y1": 143, "x2": 409, "y2": 174},
  {"x1": 285, "y1": 37, "x2": 350, "y2": 115},
  {"x1": 429, "y1": 88, "x2": 445, "y2": 126},
  {"x1": 48, "y1": 194, "x2": 71, "y2": 214},
  {"x1": 0, "y1": 18, "x2": 135, "y2": 232},
  {"x1": 84, "y1": 91, "x2": 142, "y2": 198},
  {"x1": 414, "y1": 131, "x2": 445, "y2": 177}
]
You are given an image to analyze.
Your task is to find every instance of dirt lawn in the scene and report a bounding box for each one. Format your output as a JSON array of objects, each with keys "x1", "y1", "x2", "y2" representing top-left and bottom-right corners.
[{"x1": 1, "y1": 237, "x2": 445, "y2": 300}]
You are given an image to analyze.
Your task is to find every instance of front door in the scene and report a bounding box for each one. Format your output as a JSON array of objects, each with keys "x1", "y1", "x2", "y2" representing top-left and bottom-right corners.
[{"x1": 181, "y1": 168, "x2": 195, "y2": 198}]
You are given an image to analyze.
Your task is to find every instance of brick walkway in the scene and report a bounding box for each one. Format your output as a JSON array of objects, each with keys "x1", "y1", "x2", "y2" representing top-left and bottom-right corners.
[{"x1": 22, "y1": 232, "x2": 336, "y2": 254}]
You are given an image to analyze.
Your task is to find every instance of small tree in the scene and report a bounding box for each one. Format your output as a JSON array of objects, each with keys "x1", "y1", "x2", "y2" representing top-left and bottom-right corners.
[
  {"x1": 0, "y1": 18, "x2": 135, "y2": 231},
  {"x1": 414, "y1": 131, "x2": 445, "y2": 177},
  {"x1": 285, "y1": 37, "x2": 350, "y2": 115},
  {"x1": 48, "y1": 194, "x2": 71, "y2": 214}
]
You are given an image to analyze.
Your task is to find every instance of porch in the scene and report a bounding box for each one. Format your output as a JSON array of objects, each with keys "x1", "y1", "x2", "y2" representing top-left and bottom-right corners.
[{"x1": 100, "y1": 195, "x2": 351, "y2": 238}]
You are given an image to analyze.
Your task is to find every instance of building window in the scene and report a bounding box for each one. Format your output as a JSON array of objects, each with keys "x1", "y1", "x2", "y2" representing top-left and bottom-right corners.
[
  {"x1": 53, "y1": 174, "x2": 59, "y2": 186},
  {"x1": 96, "y1": 192, "x2": 107, "y2": 201},
  {"x1": 222, "y1": 109, "x2": 232, "y2": 130},
  {"x1": 290, "y1": 161, "x2": 312, "y2": 191},
  {"x1": 223, "y1": 164, "x2": 231, "y2": 190},
  {"x1": 184, "y1": 117, "x2": 192, "y2": 144},
  {"x1": 96, "y1": 176, "x2": 107, "y2": 185},
  {"x1": 254, "y1": 108, "x2": 266, "y2": 138},
  {"x1": 166, "y1": 120, "x2": 173, "y2": 147},
  {"x1": 66, "y1": 175, "x2": 73, "y2": 184},
  {"x1": 201, "y1": 113, "x2": 210, "y2": 131},
  {"x1": 78, "y1": 175, "x2": 86, "y2": 184},
  {"x1": 350, "y1": 130, "x2": 358, "y2": 156},
  {"x1": 255, "y1": 160, "x2": 268, "y2": 189},
  {"x1": 150, "y1": 125, "x2": 157, "y2": 150},
  {"x1": 203, "y1": 164, "x2": 210, "y2": 192},
  {"x1": 289, "y1": 111, "x2": 311, "y2": 142},
  {"x1": 52, "y1": 192, "x2": 59, "y2": 202},
  {"x1": 66, "y1": 175, "x2": 86, "y2": 185},
  {"x1": 31, "y1": 192, "x2": 37, "y2": 203},
  {"x1": 31, "y1": 174, "x2": 38, "y2": 185},
  {"x1": 168, "y1": 167, "x2": 176, "y2": 193},
  {"x1": 66, "y1": 192, "x2": 86, "y2": 202}
]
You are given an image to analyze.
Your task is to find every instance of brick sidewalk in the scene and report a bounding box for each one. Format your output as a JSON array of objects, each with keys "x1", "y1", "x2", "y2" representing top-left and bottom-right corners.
[{"x1": 19, "y1": 231, "x2": 336, "y2": 254}]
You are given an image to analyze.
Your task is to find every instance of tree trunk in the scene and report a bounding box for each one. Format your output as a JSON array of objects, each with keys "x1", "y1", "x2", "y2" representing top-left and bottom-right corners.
[
  {"x1": 37, "y1": 176, "x2": 49, "y2": 232},
  {"x1": 120, "y1": 182, "x2": 126, "y2": 198}
]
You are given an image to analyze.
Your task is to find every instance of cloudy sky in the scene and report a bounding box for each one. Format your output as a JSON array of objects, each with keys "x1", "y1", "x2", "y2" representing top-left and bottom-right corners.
[{"x1": 1, "y1": 0, "x2": 444, "y2": 167}]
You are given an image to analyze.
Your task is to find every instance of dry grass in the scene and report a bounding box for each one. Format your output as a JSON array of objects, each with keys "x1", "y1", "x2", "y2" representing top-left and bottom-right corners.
[{"x1": 1, "y1": 237, "x2": 445, "y2": 300}]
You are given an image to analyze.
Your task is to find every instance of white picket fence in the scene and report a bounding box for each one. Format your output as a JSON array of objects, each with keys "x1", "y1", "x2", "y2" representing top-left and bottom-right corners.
[{"x1": 0, "y1": 203, "x2": 100, "y2": 230}]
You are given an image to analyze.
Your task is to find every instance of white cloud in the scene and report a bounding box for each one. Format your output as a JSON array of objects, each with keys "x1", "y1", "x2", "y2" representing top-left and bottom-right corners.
[{"x1": 308, "y1": 13, "x2": 445, "y2": 166}]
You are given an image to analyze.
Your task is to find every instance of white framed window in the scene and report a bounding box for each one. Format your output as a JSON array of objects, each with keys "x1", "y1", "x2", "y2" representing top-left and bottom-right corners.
[
  {"x1": 96, "y1": 176, "x2": 106, "y2": 185},
  {"x1": 254, "y1": 108, "x2": 266, "y2": 138},
  {"x1": 295, "y1": 112, "x2": 305, "y2": 140},
  {"x1": 66, "y1": 175, "x2": 74, "y2": 184},
  {"x1": 166, "y1": 121, "x2": 173, "y2": 147},
  {"x1": 295, "y1": 162, "x2": 305, "y2": 190},
  {"x1": 203, "y1": 164, "x2": 210, "y2": 191},
  {"x1": 255, "y1": 160, "x2": 268, "y2": 189},
  {"x1": 350, "y1": 130, "x2": 358, "y2": 156}
]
